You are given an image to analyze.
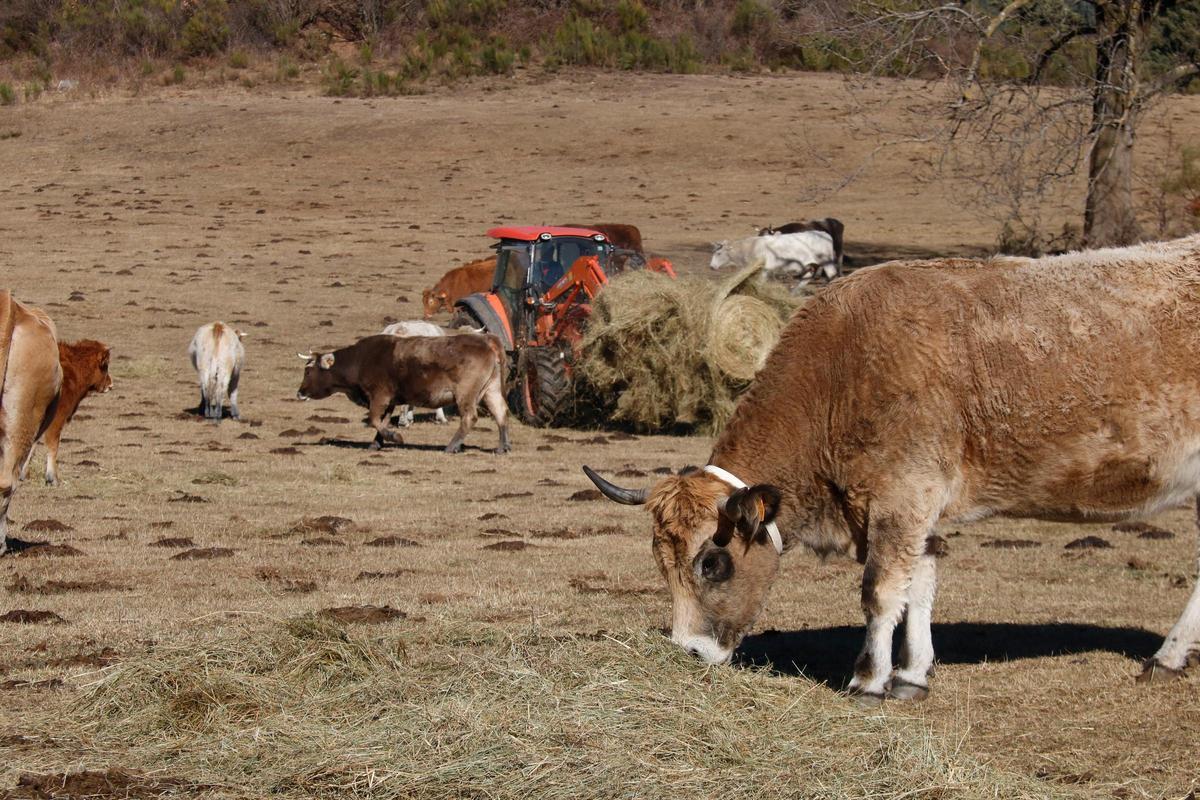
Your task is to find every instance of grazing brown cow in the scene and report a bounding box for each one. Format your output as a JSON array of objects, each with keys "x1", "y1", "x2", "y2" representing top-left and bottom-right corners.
[
  {"x1": 562, "y1": 223, "x2": 644, "y2": 254},
  {"x1": 422, "y1": 257, "x2": 495, "y2": 319},
  {"x1": 297, "y1": 333, "x2": 509, "y2": 454},
  {"x1": 21, "y1": 340, "x2": 112, "y2": 486},
  {"x1": 585, "y1": 234, "x2": 1200, "y2": 703},
  {"x1": 0, "y1": 291, "x2": 62, "y2": 554}
]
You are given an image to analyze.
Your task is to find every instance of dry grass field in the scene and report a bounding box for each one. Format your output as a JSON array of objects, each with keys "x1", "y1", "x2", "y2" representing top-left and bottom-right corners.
[{"x1": 1, "y1": 70, "x2": 1199, "y2": 799}]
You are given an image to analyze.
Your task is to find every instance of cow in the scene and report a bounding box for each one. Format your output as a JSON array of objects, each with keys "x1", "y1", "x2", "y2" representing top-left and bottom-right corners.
[
  {"x1": 381, "y1": 320, "x2": 449, "y2": 426},
  {"x1": 562, "y1": 223, "x2": 644, "y2": 254},
  {"x1": 709, "y1": 231, "x2": 838, "y2": 287},
  {"x1": 758, "y1": 217, "x2": 846, "y2": 275},
  {"x1": 584, "y1": 234, "x2": 1200, "y2": 704},
  {"x1": 0, "y1": 291, "x2": 62, "y2": 555},
  {"x1": 296, "y1": 333, "x2": 509, "y2": 454},
  {"x1": 188, "y1": 322, "x2": 245, "y2": 422},
  {"x1": 20, "y1": 340, "x2": 112, "y2": 486},
  {"x1": 422, "y1": 257, "x2": 495, "y2": 319}
]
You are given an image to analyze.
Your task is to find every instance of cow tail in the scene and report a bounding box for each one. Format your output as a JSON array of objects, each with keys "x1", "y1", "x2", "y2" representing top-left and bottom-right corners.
[
  {"x1": 206, "y1": 365, "x2": 226, "y2": 417},
  {"x1": 0, "y1": 290, "x2": 14, "y2": 410},
  {"x1": 489, "y1": 335, "x2": 508, "y2": 395}
]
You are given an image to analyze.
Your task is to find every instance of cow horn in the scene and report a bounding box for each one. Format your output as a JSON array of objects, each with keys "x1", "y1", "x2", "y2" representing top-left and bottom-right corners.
[
  {"x1": 297, "y1": 352, "x2": 312, "y2": 360},
  {"x1": 582, "y1": 465, "x2": 648, "y2": 505}
]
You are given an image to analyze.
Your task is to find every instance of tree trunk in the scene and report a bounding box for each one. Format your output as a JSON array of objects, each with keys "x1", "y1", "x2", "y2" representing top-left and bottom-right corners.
[{"x1": 1084, "y1": 1, "x2": 1143, "y2": 248}]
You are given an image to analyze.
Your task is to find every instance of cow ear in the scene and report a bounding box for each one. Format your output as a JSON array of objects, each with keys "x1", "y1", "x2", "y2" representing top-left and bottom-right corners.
[
  {"x1": 319, "y1": 353, "x2": 335, "y2": 369},
  {"x1": 718, "y1": 485, "x2": 781, "y2": 540}
]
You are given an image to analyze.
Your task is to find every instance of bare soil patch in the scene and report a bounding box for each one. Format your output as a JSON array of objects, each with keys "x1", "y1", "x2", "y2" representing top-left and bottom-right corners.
[
  {"x1": 4, "y1": 769, "x2": 199, "y2": 799},
  {"x1": 318, "y1": 605, "x2": 406, "y2": 624},
  {"x1": 148, "y1": 537, "x2": 194, "y2": 548},
  {"x1": 0, "y1": 610, "x2": 67, "y2": 625},
  {"x1": 168, "y1": 548, "x2": 234, "y2": 561},
  {"x1": 20, "y1": 520, "x2": 73, "y2": 533}
]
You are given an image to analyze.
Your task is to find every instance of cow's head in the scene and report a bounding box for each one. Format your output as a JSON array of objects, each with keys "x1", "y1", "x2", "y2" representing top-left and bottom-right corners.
[
  {"x1": 583, "y1": 466, "x2": 782, "y2": 664},
  {"x1": 421, "y1": 289, "x2": 447, "y2": 319},
  {"x1": 66, "y1": 340, "x2": 113, "y2": 394},
  {"x1": 709, "y1": 241, "x2": 731, "y2": 270},
  {"x1": 296, "y1": 352, "x2": 337, "y2": 400}
]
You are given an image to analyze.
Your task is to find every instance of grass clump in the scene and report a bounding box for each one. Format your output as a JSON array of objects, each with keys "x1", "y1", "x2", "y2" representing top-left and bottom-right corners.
[
  {"x1": 0, "y1": 82, "x2": 15, "y2": 105},
  {"x1": 577, "y1": 263, "x2": 800, "y2": 433},
  {"x1": 28, "y1": 616, "x2": 1080, "y2": 800}
]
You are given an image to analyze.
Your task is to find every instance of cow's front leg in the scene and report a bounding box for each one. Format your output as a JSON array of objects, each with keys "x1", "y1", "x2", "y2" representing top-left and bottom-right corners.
[
  {"x1": 367, "y1": 396, "x2": 402, "y2": 450},
  {"x1": 433, "y1": 407, "x2": 447, "y2": 424},
  {"x1": 891, "y1": 550, "x2": 938, "y2": 700},
  {"x1": 848, "y1": 515, "x2": 928, "y2": 705},
  {"x1": 1140, "y1": 497, "x2": 1200, "y2": 681}
]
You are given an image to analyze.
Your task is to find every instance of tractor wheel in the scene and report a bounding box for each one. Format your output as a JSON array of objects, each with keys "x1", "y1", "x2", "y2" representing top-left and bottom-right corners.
[
  {"x1": 450, "y1": 307, "x2": 485, "y2": 332},
  {"x1": 516, "y1": 347, "x2": 571, "y2": 427}
]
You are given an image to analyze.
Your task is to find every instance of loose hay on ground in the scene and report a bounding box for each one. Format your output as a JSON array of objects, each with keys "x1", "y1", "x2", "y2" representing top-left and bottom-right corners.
[
  {"x1": 14, "y1": 617, "x2": 1085, "y2": 800},
  {"x1": 578, "y1": 263, "x2": 801, "y2": 433}
]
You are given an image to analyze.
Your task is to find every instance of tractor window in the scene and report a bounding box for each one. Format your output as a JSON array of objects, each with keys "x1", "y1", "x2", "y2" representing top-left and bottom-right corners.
[
  {"x1": 496, "y1": 246, "x2": 530, "y2": 291},
  {"x1": 533, "y1": 238, "x2": 606, "y2": 289}
]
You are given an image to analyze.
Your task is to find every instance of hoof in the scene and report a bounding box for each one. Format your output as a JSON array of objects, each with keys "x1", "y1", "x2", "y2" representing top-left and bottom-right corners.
[
  {"x1": 444, "y1": 444, "x2": 463, "y2": 454},
  {"x1": 887, "y1": 678, "x2": 929, "y2": 702},
  {"x1": 1136, "y1": 659, "x2": 1185, "y2": 684},
  {"x1": 368, "y1": 440, "x2": 382, "y2": 451},
  {"x1": 847, "y1": 689, "x2": 886, "y2": 708},
  {"x1": 493, "y1": 446, "x2": 511, "y2": 455}
]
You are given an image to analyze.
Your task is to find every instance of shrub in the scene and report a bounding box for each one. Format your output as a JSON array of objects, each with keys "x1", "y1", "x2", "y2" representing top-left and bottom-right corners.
[
  {"x1": 616, "y1": 0, "x2": 648, "y2": 34},
  {"x1": 275, "y1": 54, "x2": 299, "y2": 80},
  {"x1": 480, "y1": 36, "x2": 515, "y2": 74},
  {"x1": 322, "y1": 55, "x2": 358, "y2": 96},
  {"x1": 730, "y1": 0, "x2": 773, "y2": 38},
  {"x1": 0, "y1": 83, "x2": 15, "y2": 105},
  {"x1": 166, "y1": 64, "x2": 185, "y2": 85},
  {"x1": 181, "y1": 0, "x2": 230, "y2": 57},
  {"x1": 228, "y1": 49, "x2": 249, "y2": 68}
]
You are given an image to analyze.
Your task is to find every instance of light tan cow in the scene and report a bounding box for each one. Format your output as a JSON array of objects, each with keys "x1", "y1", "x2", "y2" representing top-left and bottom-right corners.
[
  {"x1": 0, "y1": 291, "x2": 62, "y2": 554},
  {"x1": 585, "y1": 234, "x2": 1200, "y2": 703}
]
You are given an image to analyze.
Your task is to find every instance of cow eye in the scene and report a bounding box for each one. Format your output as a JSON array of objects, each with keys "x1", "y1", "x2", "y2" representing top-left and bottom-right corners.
[{"x1": 697, "y1": 549, "x2": 733, "y2": 583}]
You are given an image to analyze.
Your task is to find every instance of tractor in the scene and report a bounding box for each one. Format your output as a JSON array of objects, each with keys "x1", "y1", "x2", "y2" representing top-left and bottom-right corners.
[{"x1": 452, "y1": 226, "x2": 675, "y2": 427}]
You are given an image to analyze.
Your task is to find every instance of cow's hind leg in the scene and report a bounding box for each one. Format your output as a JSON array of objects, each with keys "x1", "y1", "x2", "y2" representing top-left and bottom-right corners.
[
  {"x1": 1140, "y1": 498, "x2": 1200, "y2": 682},
  {"x1": 848, "y1": 504, "x2": 937, "y2": 705},
  {"x1": 228, "y1": 370, "x2": 241, "y2": 421},
  {"x1": 481, "y1": 378, "x2": 510, "y2": 454},
  {"x1": 445, "y1": 380, "x2": 487, "y2": 454},
  {"x1": 890, "y1": 548, "x2": 938, "y2": 700}
]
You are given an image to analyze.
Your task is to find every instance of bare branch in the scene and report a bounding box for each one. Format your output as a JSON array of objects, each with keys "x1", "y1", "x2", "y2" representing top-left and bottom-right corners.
[
  {"x1": 1028, "y1": 25, "x2": 1097, "y2": 84},
  {"x1": 1144, "y1": 62, "x2": 1200, "y2": 98}
]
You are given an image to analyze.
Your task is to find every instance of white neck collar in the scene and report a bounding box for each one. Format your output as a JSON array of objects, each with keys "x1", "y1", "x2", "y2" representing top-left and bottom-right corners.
[{"x1": 703, "y1": 465, "x2": 784, "y2": 554}]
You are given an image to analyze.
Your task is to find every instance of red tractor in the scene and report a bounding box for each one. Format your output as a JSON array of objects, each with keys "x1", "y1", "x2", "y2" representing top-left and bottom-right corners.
[{"x1": 453, "y1": 226, "x2": 675, "y2": 426}]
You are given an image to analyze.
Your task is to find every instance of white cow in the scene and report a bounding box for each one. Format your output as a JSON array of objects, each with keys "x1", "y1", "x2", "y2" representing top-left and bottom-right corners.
[
  {"x1": 382, "y1": 320, "x2": 449, "y2": 426},
  {"x1": 710, "y1": 231, "x2": 837, "y2": 287},
  {"x1": 188, "y1": 322, "x2": 245, "y2": 423}
]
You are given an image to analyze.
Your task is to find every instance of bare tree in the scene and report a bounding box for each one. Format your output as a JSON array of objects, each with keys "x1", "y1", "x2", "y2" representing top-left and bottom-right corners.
[{"x1": 815, "y1": 1, "x2": 1200, "y2": 249}]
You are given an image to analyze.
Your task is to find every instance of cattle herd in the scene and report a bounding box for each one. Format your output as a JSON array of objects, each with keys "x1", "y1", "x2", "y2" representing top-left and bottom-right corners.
[{"x1": 6, "y1": 229, "x2": 1200, "y2": 704}]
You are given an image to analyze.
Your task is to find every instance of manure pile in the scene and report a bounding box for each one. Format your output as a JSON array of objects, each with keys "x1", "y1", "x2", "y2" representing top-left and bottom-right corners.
[{"x1": 577, "y1": 263, "x2": 803, "y2": 433}]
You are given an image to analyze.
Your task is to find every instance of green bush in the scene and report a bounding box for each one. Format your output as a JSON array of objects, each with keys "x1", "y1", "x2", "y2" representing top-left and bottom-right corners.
[
  {"x1": 427, "y1": 0, "x2": 507, "y2": 29},
  {"x1": 228, "y1": 49, "x2": 248, "y2": 68},
  {"x1": 0, "y1": 83, "x2": 15, "y2": 105},
  {"x1": 322, "y1": 55, "x2": 358, "y2": 96},
  {"x1": 181, "y1": 0, "x2": 229, "y2": 57},
  {"x1": 480, "y1": 36, "x2": 515, "y2": 74},
  {"x1": 616, "y1": 0, "x2": 648, "y2": 34},
  {"x1": 730, "y1": 0, "x2": 773, "y2": 38}
]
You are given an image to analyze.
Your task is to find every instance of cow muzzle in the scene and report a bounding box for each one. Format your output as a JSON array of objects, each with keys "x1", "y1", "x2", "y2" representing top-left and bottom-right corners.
[
  {"x1": 673, "y1": 632, "x2": 733, "y2": 665},
  {"x1": 296, "y1": 391, "x2": 309, "y2": 401}
]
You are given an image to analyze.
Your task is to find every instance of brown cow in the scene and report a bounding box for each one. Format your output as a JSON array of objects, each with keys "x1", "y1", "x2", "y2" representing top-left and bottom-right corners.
[
  {"x1": 20, "y1": 340, "x2": 112, "y2": 486},
  {"x1": 297, "y1": 333, "x2": 509, "y2": 454},
  {"x1": 585, "y1": 234, "x2": 1200, "y2": 703},
  {"x1": 562, "y1": 223, "x2": 644, "y2": 254},
  {"x1": 422, "y1": 257, "x2": 495, "y2": 319},
  {"x1": 0, "y1": 291, "x2": 62, "y2": 555}
]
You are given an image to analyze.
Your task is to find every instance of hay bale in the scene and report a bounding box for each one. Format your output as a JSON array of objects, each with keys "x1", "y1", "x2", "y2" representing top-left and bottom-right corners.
[{"x1": 577, "y1": 263, "x2": 802, "y2": 433}]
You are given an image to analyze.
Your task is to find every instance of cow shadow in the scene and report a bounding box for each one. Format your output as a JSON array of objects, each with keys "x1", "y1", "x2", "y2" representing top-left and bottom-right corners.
[
  {"x1": 308, "y1": 437, "x2": 496, "y2": 454},
  {"x1": 844, "y1": 241, "x2": 990, "y2": 270},
  {"x1": 734, "y1": 621, "x2": 1162, "y2": 687},
  {"x1": 180, "y1": 405, "x2": 238, "y2": 421}
]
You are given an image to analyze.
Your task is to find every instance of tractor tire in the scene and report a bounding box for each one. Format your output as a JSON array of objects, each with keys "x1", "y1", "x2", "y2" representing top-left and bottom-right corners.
[
  {"x1": 516, "y1": 347, "x2": 571, "y2": 427},
  {"x1": 450, "y1": 307, "x2": 485, "y2": 332}
]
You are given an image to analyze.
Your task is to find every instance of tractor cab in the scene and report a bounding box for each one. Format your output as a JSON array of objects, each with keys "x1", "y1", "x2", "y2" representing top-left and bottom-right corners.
[
  {"x1": 490, "y1": 226, "x2": 614, "y2": 342},
  {"x1": 452, "y1": 225, "x2": 674, "y2": 427}
]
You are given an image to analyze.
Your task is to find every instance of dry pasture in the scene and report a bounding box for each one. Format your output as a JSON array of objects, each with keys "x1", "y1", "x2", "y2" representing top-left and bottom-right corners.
[{"x1": 1, "y1": 71, "x2": 1199, "y2": 799}]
